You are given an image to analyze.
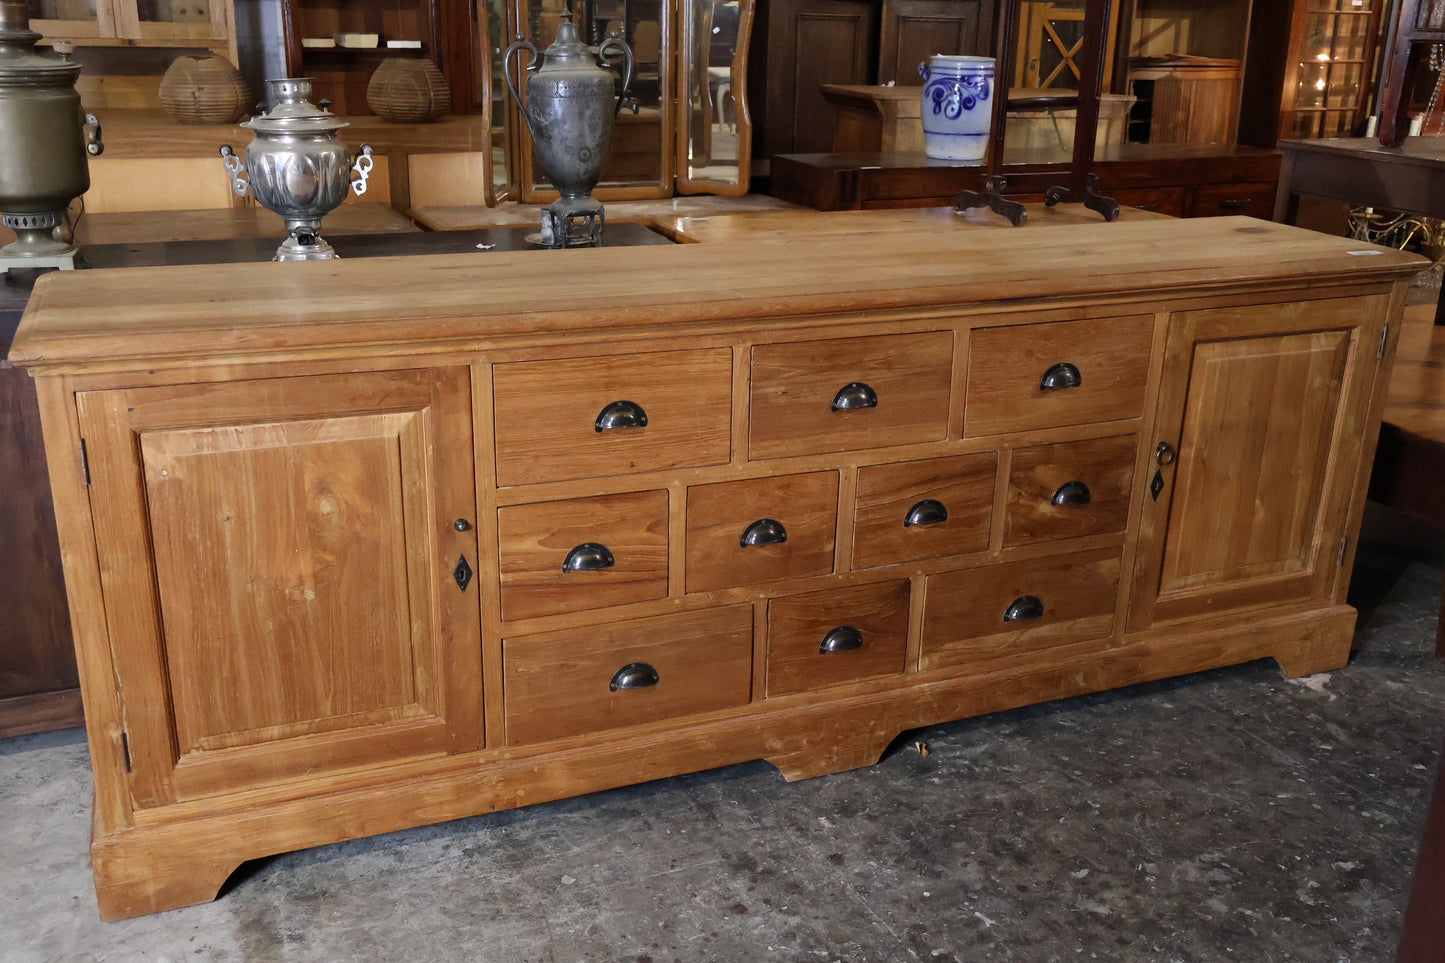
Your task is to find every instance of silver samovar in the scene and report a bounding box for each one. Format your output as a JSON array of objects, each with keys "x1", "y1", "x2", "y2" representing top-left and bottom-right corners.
[
  {"x1": 504, "y1": 11, "x2": 632, "y2": 247},
  {"x1": 220, "y1": 78, "x2": 373, "y2": 261},
  {"x1": 0, "y1": 0, "x2": 102, "y2": 275}
]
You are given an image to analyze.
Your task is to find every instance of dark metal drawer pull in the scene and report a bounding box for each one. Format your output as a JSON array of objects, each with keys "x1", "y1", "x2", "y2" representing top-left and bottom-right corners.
[
  {"x1": 595, "y1": 400, "x2": 648, "y2": 432},
  {"x1": 1051, "y1": 481, "x2": 1092, "y2": 507},
  {"x1": 1004, "y1": 595, "x2": 1044, "y2": 623},
  {"x1": 1218, "y1": 198, "x2": 1250, "y2": 210},
  {"x1": 904, "y1": 499, "x2": 949, "y2": 527},
  {"x1": 563, "y1": 542, "x2": 615, "y2": 572},
  {"x1": 1155, "y1": 440, "x2": 1177, "y2": 466},
  {"x1": 831, "y1": 381, "x2": 879, "y2": 411},
  {"x1": 1040, "y1": 362, "x2": 1082, "y2": 391},
  {"x1": 819, "y1": 625, "x2": 864, "y2": 654},
  {"x1": 740, "y1": 518, "x2": 788, "y2": 547},
  {"x1": 610, "y1": 662, "x2": 659, "y2": 691}
]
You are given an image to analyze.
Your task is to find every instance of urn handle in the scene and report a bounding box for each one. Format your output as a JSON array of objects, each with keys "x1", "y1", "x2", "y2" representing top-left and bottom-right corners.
[
  {"x1": 502, "y1": 37, "x2": 541, "y2": 125},
  {"x1": 598, "y1": 35, "x2": 635, "y2": 115},
  {"x1": 350, "y1": 144, "x2": 374, "y2": 197},
  {"x1": 219, "y1": 144, "x2": 248, "y2": 197},
  {"x1": 83, "y1": 112, "x2": 104, "y2": 157}
]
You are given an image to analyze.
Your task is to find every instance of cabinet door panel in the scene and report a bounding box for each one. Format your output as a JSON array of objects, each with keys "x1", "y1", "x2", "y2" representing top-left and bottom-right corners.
[
  {"x1": 77, "y1": 368, "x2": 481, "y2": 806},
  {"x1": 878, "y1": 0, "x2": 991, "y2": 85},
  {"x1": 1130, "y1": 296, "x2": 1387, "y2": 627},
  {"x1": 764, "y1": 0, "x2": 873, "y2": 155}
]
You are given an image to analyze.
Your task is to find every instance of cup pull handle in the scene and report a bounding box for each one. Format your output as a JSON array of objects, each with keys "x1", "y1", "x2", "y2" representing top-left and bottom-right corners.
[
  {"x1": 831, "y1": 381, "x2": 879, "y2": 411},
  {"x1": 819, "y1": 625, "x2": 864, "y2": 654},
  {"x1": 610, "y1": 662, "x2": 659, "y2": 691},
  {"x1": 740, "y1": 518, "x2": 788, "y2": 547},
  {"x1": 1004, "y1": 595, "x2": 1044, "y2": 622},
  {"x1": 595, "y1": 400, "x2": 649, "y2": 432},
  {"x1": 905, "y1": 499, "x2": 949, "y2": 527},
  {"x1": 1051, "y1": 481, "x2": 1092, "y2": 507},
  {"x1": 563, "y1": 542, "x2": 615, "y2": 572},
  {"x1": 1040, "y1": 362, "x2": 1082, "y2": 391}
]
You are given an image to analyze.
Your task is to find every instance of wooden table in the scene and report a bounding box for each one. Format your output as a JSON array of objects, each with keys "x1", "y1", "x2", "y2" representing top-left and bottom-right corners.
[
  {"x1": 410, "y1": 194, "x2": 802, "y2": 232},
  {"x1": 71, "y1": 204, "x2": 421, "y2": 246},
  {"x1": 652, "y1": 202, "x2": 1171, "y2": 244},
  {"x1": 1273, "y1": 136, "x2": 1445, "y2": 224}
]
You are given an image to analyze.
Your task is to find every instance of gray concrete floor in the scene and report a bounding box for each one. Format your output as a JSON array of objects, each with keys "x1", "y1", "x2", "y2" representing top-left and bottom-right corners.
[{"x1": 4, "y1": 503, "x2": 1445, "y2": 962}]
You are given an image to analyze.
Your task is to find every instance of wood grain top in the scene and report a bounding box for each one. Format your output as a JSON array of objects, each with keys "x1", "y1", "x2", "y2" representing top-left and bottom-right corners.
[{"x1": 9, "y1": 217, "x2": 1426, "y2": 373}]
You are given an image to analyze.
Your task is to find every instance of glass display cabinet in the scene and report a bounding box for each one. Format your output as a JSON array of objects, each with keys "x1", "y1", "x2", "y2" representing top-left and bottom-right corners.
[
  {"x1": 27, "y1": 0, "x2": 236, "y2": 61},
  {"x1": 1280, "y1": 0, "x2": 1385, "y2": 140},
  {"x1": 1380, "y1": 0, "x2": 1445, "y2": 143}
]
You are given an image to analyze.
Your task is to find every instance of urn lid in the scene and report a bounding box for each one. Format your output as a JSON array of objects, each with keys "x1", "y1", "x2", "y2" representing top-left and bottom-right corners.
[
  {"x1": 243, "y1": 77, "x2": 350, "y2": 136},
  {"x1": 0, "y1": 0, "x2": 82, "y2": 86}
]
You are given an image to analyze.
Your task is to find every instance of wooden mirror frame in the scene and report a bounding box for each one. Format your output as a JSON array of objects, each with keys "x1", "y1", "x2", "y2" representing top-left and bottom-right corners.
[{"x1": 675, "y1": 0, "x2": 754, "y2": 196}]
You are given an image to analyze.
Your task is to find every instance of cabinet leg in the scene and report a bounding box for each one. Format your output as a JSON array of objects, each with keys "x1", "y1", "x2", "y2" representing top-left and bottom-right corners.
[
  {"x1": 1271, "y1": 615, "x2": 1355, "y2": 679},
  {"x1": 92, "y1": 836, "x2": 243, "y2": 921},
  {"x1": 765, "y1": 730, "x2": 900, "y2": 782}
]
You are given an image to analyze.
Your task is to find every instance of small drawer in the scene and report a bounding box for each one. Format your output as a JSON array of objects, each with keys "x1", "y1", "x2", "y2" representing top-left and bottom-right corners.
[
  {"x1": 503, "y1": 605, "x2": 754, "y2": 745},
  {"x1": 965, "y1": 316, "x2": 1153, "y2": 436},
  {"x1": 749, "y1": 331, "x2": 953, "y2": 460},
  {"x1": 1190, "y1": 182, "x2": 1277, "y2": 220},
  {"x1": 1111, "y1": 187, "x2": 1188, "y2": 218},
  {"x1": 687, "y1": 471, "x2": 839, "y2": 593},
  {"x1": 498, "y1": 490, "x2": 669, "y2": 621},
  {"x1": 493, "y1": 349, "x2": 732, "y2": 487},
  {"x1": 852, "y1": 453, "x2": 996, "y2": 569},
  {"x1": 767, "y1": 580, "x2": 911, "y2": 697},
  {"x1": 921, "y1": 549, "x2": 1119, "y2": 671},
  {"x1": 1004, "y1": 435, "x2": 1137, "y2": 547}
]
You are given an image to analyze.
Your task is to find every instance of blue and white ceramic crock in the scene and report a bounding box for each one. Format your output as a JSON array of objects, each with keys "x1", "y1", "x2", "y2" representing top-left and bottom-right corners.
[{"x1": 918, "y1": 54, "x2": 995, "y2": 161}]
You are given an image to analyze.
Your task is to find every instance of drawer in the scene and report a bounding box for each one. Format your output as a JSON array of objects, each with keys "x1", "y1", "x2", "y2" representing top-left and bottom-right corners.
[
  {"x1": 767, "y1": 580, "x2": 911, "y2": 697},
  {"x1": 498, "y1": 490, "x2": 669, "y2": 621},
  {"x1": 1004, "y1": 435, "x2": 1137, "y2": 547},
  {"x1": 749, "y1": 331, "x2": 953, "y2": 459},
  {"x1": 965, "y1": 316, "x2": 1153, "y2": 435},
  {"x1": 503, "y1": 605, "x2": 753, "y2": 744},
  {"x1": 921, "y1": 549, "x2": 1119, "y2": 670},
  {"x1": 493, "y1": 349, "x2": 732, "y2": 487},
  {"x1": 852, "y1": 453, "x2": 996, "y2": 569},
  {"x1": 687, "y1": 471, "x2": 839, "y2": 593},
  {"x1": 1111, "y1": 187, "x2": 1188, "y2": 218},
  {"x1": 1189, "y1": 182, "x2": 1277, "y2": 220}
]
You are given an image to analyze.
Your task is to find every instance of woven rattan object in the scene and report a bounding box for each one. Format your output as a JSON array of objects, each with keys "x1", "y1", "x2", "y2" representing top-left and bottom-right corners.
[
  {"x1": 366, "y1": 57, "x2": 449, "y2": 123},
  {"x1": 158, "y1": 55, "x2": 251, "y2": 125}
]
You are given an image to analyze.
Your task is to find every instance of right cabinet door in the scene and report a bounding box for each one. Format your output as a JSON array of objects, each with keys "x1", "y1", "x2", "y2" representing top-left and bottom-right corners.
[{"x1": 1128, "y1": 295, "x2": 1389, "y2": 629}]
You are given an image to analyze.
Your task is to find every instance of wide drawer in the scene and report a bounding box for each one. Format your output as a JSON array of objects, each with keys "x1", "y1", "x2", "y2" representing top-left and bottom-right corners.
[
  {"x1": 767, "y1": 580, "x2": 911, "y2": 697},
  {"x1": 921, "y1": 549, "x2": 1120, "y2": 670},
  {"x1": 492, "y1": 349, "x2": 733, "y2": 486},
  {"x1": 965, "y1": 316, "x2": 1153, "y2": 435},
  {"x1": 1004, "y1": 435, "x2": 1137, "y2": 547},
  {"x1": 498, "y1": 490, "x2": 669, "y2": 621},
  {"x1": 503, "y1": 605, "x2": 754, "y2": 745},
  {"x1": 1190, "y1": 182, "x2": 1277, "y2": 219},
  {"x1": 749, "y1": 331, "x2": 953, "y2": 459},
  {"x1": 687, "y1": 471, "x2": 839, "y2": 593},
  {"x1": 852, "y1": 453, "x2": 996, "y2": 569}
]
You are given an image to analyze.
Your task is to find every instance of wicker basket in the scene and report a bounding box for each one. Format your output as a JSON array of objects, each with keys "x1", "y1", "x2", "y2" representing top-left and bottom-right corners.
[
  {"x1": 366, "y1": 57, "x2": 450, "y2": 124},
  {"x1": 157, "y1": 55, "x2": 252, "y2": 125}
]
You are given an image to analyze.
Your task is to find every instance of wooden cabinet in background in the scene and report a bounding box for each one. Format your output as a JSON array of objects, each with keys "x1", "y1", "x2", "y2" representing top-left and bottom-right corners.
[
  {"x1": 27, "y1": 0, "x2": 238, "y2": 61},
  {"x1": 7, "y1": 217, "x2": 1420, "y2": 920},
  {"x1": 877, "y1": 0, "x2": 992, "y2": 85}
]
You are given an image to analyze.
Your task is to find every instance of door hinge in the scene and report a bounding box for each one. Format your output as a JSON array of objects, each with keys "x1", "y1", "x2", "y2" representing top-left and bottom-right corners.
[
  {"x1": 1337, "y1": 536, "x2": 1348, "y2": 567},
  {"x1": 1378, "y1": 324, "x2": 1389, "y2": 359},
  {"x1": 79, "y1": 438, "x2": 91, "y2": 486},
  {"x1": 120, "y1": 731, "x2": 132, "y2": 773}
]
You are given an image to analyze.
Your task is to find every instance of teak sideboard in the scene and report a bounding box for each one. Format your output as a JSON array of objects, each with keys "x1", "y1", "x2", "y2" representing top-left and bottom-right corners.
[{"x1": 7, "y1": 217, "x2": 1423, "y2": 920}]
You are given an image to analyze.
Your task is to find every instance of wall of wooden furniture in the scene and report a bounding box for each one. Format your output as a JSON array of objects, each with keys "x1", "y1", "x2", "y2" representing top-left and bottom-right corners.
[
  {"x1": 7, "y1": 217, "x2": 1421, "y2": 919},
  {"x1": 27, "y1": 0, "x2": 238, "y2": 62}
]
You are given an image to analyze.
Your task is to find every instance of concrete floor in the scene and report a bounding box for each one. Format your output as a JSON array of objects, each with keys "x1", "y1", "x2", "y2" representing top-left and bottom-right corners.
[{"x1": 3, "y1": 504, "x2": 1445, "y2": 962}]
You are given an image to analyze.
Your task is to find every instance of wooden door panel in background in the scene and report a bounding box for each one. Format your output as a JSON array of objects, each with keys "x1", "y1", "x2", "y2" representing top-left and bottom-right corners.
[
  {"x1": 878, "y1": 0, "x2": 992, "y2": 85},
  {"x1": 77, "y1": 368, "x2": 482, "y2": 805}
]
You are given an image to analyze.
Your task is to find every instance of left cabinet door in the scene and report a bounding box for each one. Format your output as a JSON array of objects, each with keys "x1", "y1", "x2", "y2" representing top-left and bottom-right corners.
[{"x1": 77, "y1": 368, "x2": 482, "y2": 808}]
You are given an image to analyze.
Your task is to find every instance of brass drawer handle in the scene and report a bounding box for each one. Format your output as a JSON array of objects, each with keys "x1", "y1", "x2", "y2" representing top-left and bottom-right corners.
[
  {"x1": 831, "y1": 381, "x2": 879, "y2": 411},
  {"x1": 1004, "y1": 595, "x2": 1044, "y2": 622},
  {"x1": 1040, "y1": 362, "x2": 1082, "y2": 391},
  {"x1": 740, "y1": 518, "x2": 788, "y2": 547},
  {"x1": 609, "y1": 662, "x2": 659, "y2": 691},
  {"x1": 1051, "y1": 481, "x2": 1092, "y2": 507},
  {"x1": 563, "y1": 542, "x2": 615, "y2": 572},
  {"x1": 904, "y1": 498, "x2": 949, "y2": 527},
  {"x1": 819, "y1": 625, "x2": 864, "y2": 654},
  {"x1": 595, "y1": 399, "x2": 648, "y2": 432}
]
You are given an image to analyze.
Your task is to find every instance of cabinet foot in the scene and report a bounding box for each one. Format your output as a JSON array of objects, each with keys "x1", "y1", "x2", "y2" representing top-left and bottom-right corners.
[
  {"x1": 92, "y1": 836, "x2": 242, "y2": 921},
  {"x1": 766, "y1": 730, "x2": 899, "y2": 782},
  {"x1": 1271, "y1": 613, "x2": 1355, "y2": 678}
]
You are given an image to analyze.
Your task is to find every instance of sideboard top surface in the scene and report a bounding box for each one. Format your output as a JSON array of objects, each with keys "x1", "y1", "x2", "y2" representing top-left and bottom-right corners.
[{"x1": 9, "y1": 217, "x2": 1424, "y2": 373}]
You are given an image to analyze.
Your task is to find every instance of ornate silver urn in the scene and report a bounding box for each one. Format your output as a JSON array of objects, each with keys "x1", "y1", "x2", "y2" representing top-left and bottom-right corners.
[
  {"x1": 504, "y1": 12, "x2": 632, "y2": 247},
  {"x1": 0, "y1": 0, "x2": 102, "y2": 274},
  {"x1": 220, "y1": 78, "x2": 373, "y2": 261}
]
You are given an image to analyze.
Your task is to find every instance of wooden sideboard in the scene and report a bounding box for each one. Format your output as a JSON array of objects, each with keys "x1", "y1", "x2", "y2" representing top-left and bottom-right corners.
[{"x1": 7, "y1": 217, "x2": 1422, "y2": 920}]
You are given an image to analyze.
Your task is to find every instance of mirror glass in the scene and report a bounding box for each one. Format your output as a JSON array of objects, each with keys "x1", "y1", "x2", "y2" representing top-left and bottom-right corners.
[
  {"x1": 678, "y1": 0, "x2": 752, "y2": 195},
  {"x1": 475, "y1": 0, "x2": 511, "y2": 201}
]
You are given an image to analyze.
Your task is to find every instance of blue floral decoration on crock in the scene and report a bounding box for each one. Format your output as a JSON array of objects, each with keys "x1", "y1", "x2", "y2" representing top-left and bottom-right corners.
[{"x1": 923, "y1": 76, "x2": 991, "y2": 119}]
